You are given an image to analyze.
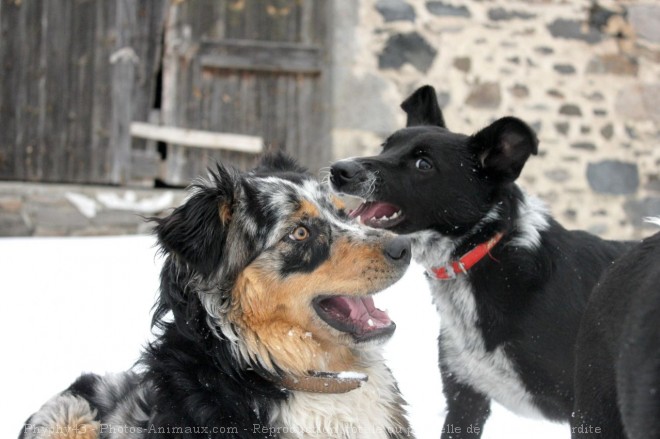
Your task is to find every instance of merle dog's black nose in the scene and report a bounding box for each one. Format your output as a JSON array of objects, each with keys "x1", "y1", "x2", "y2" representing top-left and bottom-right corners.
[
  {"x1": 330, "y1": 160, "x2": 363, "y2": 187},
  {"x1": 384, "y1": 236, "x2": 412, "y2": 266}
]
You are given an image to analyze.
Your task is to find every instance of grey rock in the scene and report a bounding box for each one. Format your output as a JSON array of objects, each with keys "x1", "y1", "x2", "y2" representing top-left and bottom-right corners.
[
  {"x1": 600, "y1": 123, "x2": 614, "y2": 140},
  {"x1": 0, "y1": 214, "x2": 32, "y2": 236},
  {"x1": 534, "y1": 46, "x2": 554, "y2": 55},
  {"x1": 510, "y1": 84, "x2": 529, "y2": 98},
  {"x1": 587, "y1": 160, "x2": 640, "y2": 194},
  {"x1": 615, "y1": 84, "x2": 660, "y2": 123},
  {"x1": 584, "y1": 91, "x2": 605, "y2": 102},
  {"x1": 555, "y1": 122, "x2": 570, "y2": 135},
  {"x1": 29, "y1": 205, "x2": 90, "y2": 228},
  {"x1": 625, "y1": 125, "x2": 638, "y2": 139},
  {"x1": 594, "y1": 109, "x2": 608, "y2": 116},
  {"x1": 586, "y1": 54, "x2": 639, "y2": 76},
  {"x1": 453, "y1": 57, "x2": 471, "y2": 73},
  {"x1": 379, "y1": 32, "x2": 437, "y2": 73},
  {"x1": 580, "y1": 125, "x2": 591, "y2": 134},
  {"x1": 628, "y1": 4, "x2": 660, "y2": 43},
  {"x1": 544, "y1": 169, "x2": 570, "y2": 182},
  {"x1": 554, "y1": 64, "x2": 576, "y2": 74},
  {"x1": 547, "y1": 89, "x2": 564, "y2": 99},
  {"x1": 559, "y1": 104, "x2": 582, "y2": 116},
  {"x1": 93, "y1": 210, "x2": 142, "y2": 227},
  {"x1": 624, "y1": 197, "x2": 660, "y2": 227},
  {"x1": 488, "y1": 7, "x2": 535, "y2": 21},
  {"x1": 547, "y1": 18, "x2": 603, "y2": 44},
  {"x1": 426, "y1": 1, "x2": 471, "y2": 17},
  {"x1": 571, "y1": 142, "x2": 596, "y2": 151},
  {"x1": 465, "y1": 83, "x2": 501, "y2": 109},
  {"x1": 376, "y1": 0, "x2": 416, "y2": 22},
  {"x1": 588, "y1": 3, "x2": 620, "y2": 32}
]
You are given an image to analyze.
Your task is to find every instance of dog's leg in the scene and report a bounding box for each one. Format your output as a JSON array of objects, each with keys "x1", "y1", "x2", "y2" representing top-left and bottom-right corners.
[
  {"x1": 440, "y1": 363, "x2": 490, "y2": 439},
  {"x1": 572, "y1": 343, "x2": 624, "y2": 439}
]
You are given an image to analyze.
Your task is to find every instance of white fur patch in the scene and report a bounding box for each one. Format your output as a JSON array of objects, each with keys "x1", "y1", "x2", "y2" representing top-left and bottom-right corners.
[
  {"x1": 510, "y1": 193, "x2": 550, "y2": 250},
  {"x1": 431, "y1": 277, "x2": 544, "y2": 419},
  {"x1": 271, "y1": 352, "x2": 410, "y2": 438}
]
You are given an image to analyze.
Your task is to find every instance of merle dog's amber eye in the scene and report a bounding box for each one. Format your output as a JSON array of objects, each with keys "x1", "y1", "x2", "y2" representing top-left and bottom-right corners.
[
  {"x1": 289, "y1": 226, "x2": 310, "y2": 241},
  {"x1": 416, "y1": 158, "x2": 433, "y2": 170}
]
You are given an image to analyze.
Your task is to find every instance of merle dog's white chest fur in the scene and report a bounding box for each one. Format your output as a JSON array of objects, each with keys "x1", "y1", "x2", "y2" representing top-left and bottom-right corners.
[
  {"x1": 271, "y1": 352, "x2": 407, "y2": 439},
  {"x1": 411, "y1": 231, "x2": 544, "y2": 419}
]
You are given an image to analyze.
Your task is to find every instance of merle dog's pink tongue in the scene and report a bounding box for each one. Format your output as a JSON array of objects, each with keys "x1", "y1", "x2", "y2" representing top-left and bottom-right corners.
[{"x1": 323, "y1": 296, "x2": 391, "y2": 329}]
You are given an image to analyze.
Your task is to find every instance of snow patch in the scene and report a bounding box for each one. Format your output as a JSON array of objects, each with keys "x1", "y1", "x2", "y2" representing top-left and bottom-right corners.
[
  {"x1": 336, "y1": 371, "x2": 367, "y2": 381},
  {"x1": 97, "y1": 191, "x2": 175, "y2": 214},
  {"x1": 65, "y1": 192, "x2": 99, "y2": 218}
]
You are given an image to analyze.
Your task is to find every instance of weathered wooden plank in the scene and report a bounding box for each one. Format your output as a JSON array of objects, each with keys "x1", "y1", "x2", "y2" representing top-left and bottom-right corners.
[
  {"x1": 108, "y1": 0, "x2": 137, "y2": 185},
  {"x1": 0, "y1": 0, "x2": 21, "y2": 179},
  {"x1": 130, "y1": 122, "x2": 263, "y2": 153},
  {"x1": 62, "y1": 0, "x2": 90, "y2": 183},
  {"x1": 200, "y1": 39, "x2": 321, "y2": 74},
  {"x1": 18, "y1": 0, "x2": 46, "y2": 181}
]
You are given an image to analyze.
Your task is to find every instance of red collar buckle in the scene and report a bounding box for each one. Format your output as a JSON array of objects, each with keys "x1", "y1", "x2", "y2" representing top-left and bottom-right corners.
[{"x1": 432, "y1": 232, "x2": 504, "y2": 280}]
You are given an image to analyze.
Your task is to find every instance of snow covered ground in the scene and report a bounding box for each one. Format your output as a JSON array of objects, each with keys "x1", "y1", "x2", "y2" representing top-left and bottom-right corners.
[{"x1": 1, "y1": 235, "x2": 569, "y2": 438}]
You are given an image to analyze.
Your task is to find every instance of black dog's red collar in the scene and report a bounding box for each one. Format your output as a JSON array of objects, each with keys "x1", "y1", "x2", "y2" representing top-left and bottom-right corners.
[{"x1": 432, "y1": 232, "x2": 504, "y2": 280}]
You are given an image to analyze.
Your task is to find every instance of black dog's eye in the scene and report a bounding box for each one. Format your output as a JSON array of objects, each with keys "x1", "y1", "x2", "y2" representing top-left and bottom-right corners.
[
  {"x1": 415, "y1": 158, "x2": 433, "y2": 171},
  {"x1": 289, "y1": 226, "x2": 310, "y2": 242}
]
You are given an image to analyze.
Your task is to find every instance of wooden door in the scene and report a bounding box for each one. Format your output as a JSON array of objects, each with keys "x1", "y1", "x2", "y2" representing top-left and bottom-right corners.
[{"x1": 161, "y1": 0, "x2": 332, "y2": 185}]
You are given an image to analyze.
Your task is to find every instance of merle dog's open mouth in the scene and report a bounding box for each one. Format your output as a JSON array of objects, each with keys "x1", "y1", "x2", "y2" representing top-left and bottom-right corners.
[
  {"x1": 313, "y1": 295, "x2": 395, "y2": 342},
  {"x1": 349, "y1": 201, "x2": 405, "y2": 229}
]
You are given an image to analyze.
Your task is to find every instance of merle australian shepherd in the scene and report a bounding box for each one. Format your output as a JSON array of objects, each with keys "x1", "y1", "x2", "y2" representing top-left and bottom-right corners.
[
  {"x1": 20, "y1": 154, "x2": 415, "y2": 439},
  {"x1": 329, "y1": 85, "x2": 634, "y2": 437},
  {"x1": 573, "y1": 222, "x2": 660, "y2": 439}
]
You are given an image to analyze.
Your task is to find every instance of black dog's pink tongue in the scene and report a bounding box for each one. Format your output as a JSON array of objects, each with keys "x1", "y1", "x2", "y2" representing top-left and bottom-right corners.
[{"x1": 350, "y1": 202, "x2": 400, "y2": 222}]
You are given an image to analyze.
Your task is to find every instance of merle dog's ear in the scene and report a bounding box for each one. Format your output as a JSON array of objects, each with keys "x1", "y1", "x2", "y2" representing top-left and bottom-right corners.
[
  {"x1": 400, "y1": 85, "x2": 446, "y2": 128},
  {"x1": 471, "y1": 117, "x2": 538, "y2": 184},
  {"x1": 154, "y1": 165, "x2": 238, "y2": 275},
  {"x1": 254, "y1": 151, "x2": 307, "y2": 174}
]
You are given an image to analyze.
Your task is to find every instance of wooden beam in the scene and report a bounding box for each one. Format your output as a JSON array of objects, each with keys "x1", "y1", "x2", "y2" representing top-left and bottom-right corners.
[
  {"x1": 200, "y1": 39, "x2": 322, "y2": 74},
  {"x1": 130, "y1": 122, "x2": 263, "y2": 154}
]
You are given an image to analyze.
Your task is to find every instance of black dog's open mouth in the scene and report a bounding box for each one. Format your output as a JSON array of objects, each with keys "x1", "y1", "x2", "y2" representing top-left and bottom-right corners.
[
  {"x1": 349, "y1": 201, "x2": 405, "y2": 229},
  {"x1": 313, "y1": 295, "x2": 395, "y2": 342}
]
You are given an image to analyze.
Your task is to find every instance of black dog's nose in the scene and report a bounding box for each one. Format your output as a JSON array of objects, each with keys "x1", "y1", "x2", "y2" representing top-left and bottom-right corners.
[
  {"x1": 384, "y1": 236, "x2": 412, "y2": 266},
  {"x1": 330, "y1": 160, "x2": 363, "y2": 187}
]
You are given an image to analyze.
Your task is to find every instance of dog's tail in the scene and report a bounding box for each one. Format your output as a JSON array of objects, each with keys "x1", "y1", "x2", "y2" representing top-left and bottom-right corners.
[{"x1": 644, "y1": 217, "x2": 660, "y2": 228}]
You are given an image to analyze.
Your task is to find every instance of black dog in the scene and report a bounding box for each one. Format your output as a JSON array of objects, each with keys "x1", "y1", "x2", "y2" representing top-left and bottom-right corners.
[
  {"x1": 20, "y1": 154, "x2": 414, "y2": 439},
  {"x1": 330, "y1": 85, "x2": 632, "y2": 437},
  {"x1": 573, "y1": 223, "x2": 660, "y2": 439}
]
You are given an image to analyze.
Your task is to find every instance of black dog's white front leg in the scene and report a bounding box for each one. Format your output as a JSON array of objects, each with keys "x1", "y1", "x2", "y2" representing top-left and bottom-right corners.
[{"x1": 440, "y1": 356, "x2": 490, "y2": 439}]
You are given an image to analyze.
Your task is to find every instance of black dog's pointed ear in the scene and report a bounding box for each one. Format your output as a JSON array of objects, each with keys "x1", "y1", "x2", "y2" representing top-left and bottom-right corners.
[
  {"x1": 471, "y1": 117, "x2": 538, "y2": 184},
  {"x1": 154, "y1": 165, "x2": 238, "y2": 275},
  {"x1": 400, "y1": 85, "x2": 446, "y2": 128}
]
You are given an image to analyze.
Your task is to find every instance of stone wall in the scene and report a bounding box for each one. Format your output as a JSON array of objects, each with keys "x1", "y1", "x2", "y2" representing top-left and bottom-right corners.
[
  {"x1": 0, "y1": 183, "x2": 186, "y2": 237},
  {"x1": 331, "y1": 0, "x2": 660, "y2": 239}
]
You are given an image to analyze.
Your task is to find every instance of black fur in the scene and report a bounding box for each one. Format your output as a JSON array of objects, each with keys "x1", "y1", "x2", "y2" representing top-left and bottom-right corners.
[
  {"x1": 21, "y1": 153, "x2": 414, "y2": 439},
  {"x1": 573, "y1": 230, "x2": 660, "y2": 439},
  {"x1": 330, "y1": 85, "x2": 634, "y2": 437}
]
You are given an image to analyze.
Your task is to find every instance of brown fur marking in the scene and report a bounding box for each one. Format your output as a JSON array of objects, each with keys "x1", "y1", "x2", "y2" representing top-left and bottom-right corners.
[{"x1": 229, "y1": 238, "x2": 398, "y2": 375}]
